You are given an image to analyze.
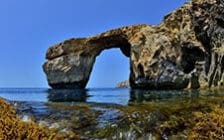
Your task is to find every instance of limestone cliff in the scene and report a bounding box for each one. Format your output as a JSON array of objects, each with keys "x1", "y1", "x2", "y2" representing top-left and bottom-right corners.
[{"x1": 43, "y1": 0, "x2": 224, "y2": 89}]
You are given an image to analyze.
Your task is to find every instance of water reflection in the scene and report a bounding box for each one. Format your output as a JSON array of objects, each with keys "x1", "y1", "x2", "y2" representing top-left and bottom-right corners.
[
  {"x1": 47, "y1": 88, "x2": 224, "y2": 105},
  {"x1": 47, "y1": 89, "x2": 88, "y2": 102},
  {"x1": 47, "y1": 88, "x2": 204, "y2": 104},
  {"x1": 0, "y1": 88, "x2": 223, "y2": 105},
  {"x1": 129, "y1": 89, "x2": 201, "y2": 103}
]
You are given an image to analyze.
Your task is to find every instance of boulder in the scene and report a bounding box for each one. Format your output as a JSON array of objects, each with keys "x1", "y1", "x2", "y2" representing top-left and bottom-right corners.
[{"x1": 43, "y1": 0, "x2": 224, "y2": 89}]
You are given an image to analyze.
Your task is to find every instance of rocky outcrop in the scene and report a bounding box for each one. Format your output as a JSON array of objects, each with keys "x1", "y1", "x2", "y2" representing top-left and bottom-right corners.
[
  {"x1": 43, "y1": 0, "x2": 224, "y2": 89},
  {"x1": 117, "y1": 81, "x2": 130, "y2": 88}
]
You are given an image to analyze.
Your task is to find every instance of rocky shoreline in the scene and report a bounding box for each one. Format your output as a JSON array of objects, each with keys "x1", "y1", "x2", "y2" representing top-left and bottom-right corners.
[
  {"x1": 1, "y1": 89, "x2": 224, "y2": 139},
  {"x1": 44, "y1": 0, "x2": 224, "y2": 90}
]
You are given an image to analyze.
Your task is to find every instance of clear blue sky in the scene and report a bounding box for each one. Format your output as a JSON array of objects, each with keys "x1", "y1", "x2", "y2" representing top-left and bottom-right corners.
[{"x1": 0, "y1": 0, "x2": 185, "y2": 88}]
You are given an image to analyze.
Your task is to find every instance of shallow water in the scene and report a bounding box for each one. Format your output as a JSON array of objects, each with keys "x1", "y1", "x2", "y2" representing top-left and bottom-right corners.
[
  {"x1": 0, "y1": 88, "x2": 130, "y2": 105},
  {"x1": 1, "y1": 88, "x2": 224, "y2": 139},
  {"x1": 1, "y1": 88, "x2": 223, "y2": 105}
]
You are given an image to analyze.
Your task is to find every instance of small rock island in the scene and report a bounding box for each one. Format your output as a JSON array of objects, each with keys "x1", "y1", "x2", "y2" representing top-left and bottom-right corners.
[
  {"x1": 117, "y1": 80, "x2": 130, "y2": 88},
  {"x1": 43, "y1": 0, "x2": 224, "y2": 89}
]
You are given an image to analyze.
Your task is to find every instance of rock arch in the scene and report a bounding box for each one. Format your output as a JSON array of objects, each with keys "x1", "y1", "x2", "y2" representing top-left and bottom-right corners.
[
  {"x1": 43, "y1": 23, "x2": 199, "y2": 90},
  {"x1": 43, "y1": 0, "x2": 224, "y2": 90},
  {"x1": 43, "y1": 24, "x2": 144, "y2": 89}
]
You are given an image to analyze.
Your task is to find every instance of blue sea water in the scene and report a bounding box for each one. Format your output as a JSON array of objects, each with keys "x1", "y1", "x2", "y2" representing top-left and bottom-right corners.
[
  {"x1": 0, "y1": 88, "x2": 224, "y2": 106},
  {"x1": 0, "y1": 88, "x2": 130, "y2": 105}
]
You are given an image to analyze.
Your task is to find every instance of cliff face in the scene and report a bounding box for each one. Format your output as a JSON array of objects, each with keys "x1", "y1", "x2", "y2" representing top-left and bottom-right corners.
[{"x1": 43, "y1": 0, "x2": 224, "y2": 89}]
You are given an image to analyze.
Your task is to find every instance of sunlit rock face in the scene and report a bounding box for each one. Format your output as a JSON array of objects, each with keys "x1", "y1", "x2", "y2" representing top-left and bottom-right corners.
[{"x1": 43, "y1": 0, "x2": 224, "y2": 89}]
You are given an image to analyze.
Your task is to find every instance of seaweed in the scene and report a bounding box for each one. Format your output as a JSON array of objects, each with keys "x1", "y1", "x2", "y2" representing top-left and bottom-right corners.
[
  {"x1": 189, "y1": 106, "x2": 224, "y2": 140},
  {"x1": 0, "y1": 98, "x2": 79, "y2": 140}
]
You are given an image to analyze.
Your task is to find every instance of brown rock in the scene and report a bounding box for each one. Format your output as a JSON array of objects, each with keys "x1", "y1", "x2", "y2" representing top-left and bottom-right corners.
[
  {"x1": 117, "y1": 81, "x2": 130, "y2": 88},
  {"x1": 43, "y1": 0, "x2": 224, "y2": 89}
]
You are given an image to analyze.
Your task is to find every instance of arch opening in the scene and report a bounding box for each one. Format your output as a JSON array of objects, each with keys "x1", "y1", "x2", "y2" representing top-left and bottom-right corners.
[{"x1": 87, "y1": 48, "x2": 130, "y2": 88}]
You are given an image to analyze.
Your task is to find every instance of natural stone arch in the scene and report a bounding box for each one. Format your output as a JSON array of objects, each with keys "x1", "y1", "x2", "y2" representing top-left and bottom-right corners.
[
  {"x1": 43, "y1": 0, "x2": 224, "y2": 90},
  {"x1": 43, "y1": 25, "x2": 142, "y2": 89},
  {"x1": 43, "y1": 23, "x2": 197, "y2": 90}
]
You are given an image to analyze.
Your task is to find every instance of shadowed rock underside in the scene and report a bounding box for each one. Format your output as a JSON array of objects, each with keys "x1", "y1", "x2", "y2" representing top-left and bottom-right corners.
[{"x1": 43, "y1": 0, "x2": 224, "y2": 89}]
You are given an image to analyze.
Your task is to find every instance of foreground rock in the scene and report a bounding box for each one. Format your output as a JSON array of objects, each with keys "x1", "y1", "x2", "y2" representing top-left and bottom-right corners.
[{"x1": 43, "y1": 0, "x2": 224, "y2": 89}]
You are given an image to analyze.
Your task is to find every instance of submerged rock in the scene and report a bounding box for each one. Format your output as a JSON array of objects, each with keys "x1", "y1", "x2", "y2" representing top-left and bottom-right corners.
[
  {"x1": 8, "y1": 89, "x2": 224, "y2": 139},
  {"x1": 43, "y1": 0, "x2": 224, "y2": 89}
]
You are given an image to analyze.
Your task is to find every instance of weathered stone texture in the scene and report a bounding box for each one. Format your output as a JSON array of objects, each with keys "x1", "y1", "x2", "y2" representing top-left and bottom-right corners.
[{"x1": 43, "y1": 0, "x2": 224, "y2": 89}]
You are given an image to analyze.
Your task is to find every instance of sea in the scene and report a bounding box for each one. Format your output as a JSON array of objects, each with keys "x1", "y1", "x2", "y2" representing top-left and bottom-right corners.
[
  {"x1": 0, "y1": 88, "x2": 223, "y2": 105},
  {"x1": 0, "y1": 88, "x2": 130, "y2": 105}
]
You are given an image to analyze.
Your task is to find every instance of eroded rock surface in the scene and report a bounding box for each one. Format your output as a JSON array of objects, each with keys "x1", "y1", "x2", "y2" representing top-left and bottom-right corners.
[{"x1": 43, "y1": 0, "x2": 224, "y2": 89}]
